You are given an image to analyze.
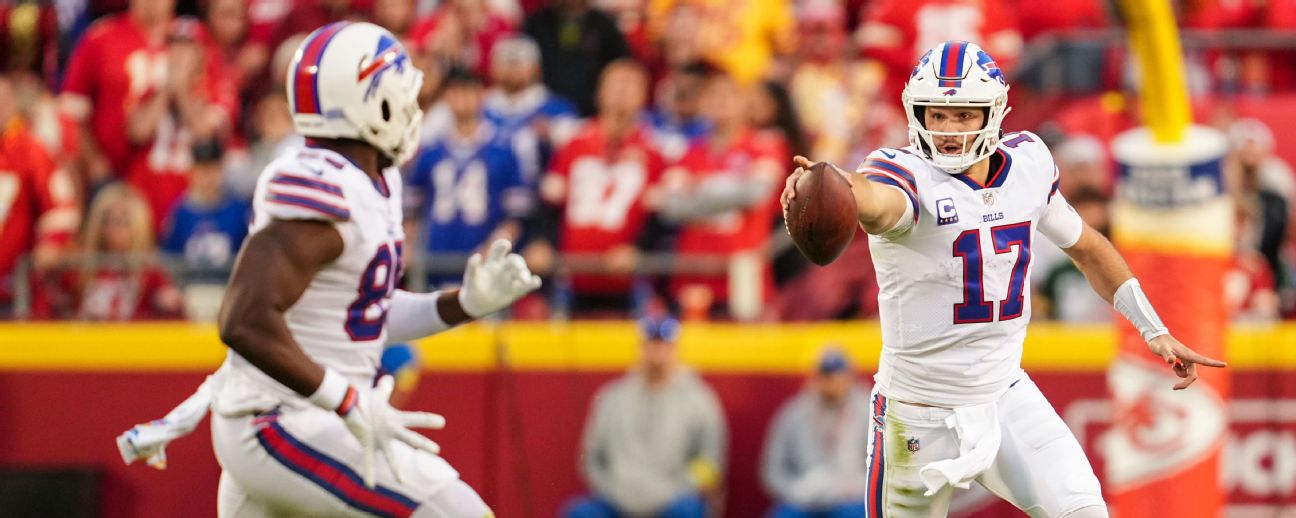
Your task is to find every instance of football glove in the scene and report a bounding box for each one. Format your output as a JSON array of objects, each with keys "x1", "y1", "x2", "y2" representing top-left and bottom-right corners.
[
  {"x1": 314, "y1": 370, "x2": 445, "y2": 487},
  {"x1": 458, "y1": 239, "x2": 542, "y2": 318}
]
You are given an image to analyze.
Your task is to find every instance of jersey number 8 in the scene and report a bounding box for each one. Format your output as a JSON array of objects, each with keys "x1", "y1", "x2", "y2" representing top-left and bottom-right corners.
[{"x1": 346, "y1": 242, "x2": 403, "y2": 340}]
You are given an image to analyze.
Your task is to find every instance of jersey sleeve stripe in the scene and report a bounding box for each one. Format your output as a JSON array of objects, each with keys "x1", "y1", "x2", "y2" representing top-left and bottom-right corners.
[
  {"x1": 270, "y1": 174, "x2": 345, "y2": 197},
  {"x1": 267, "y1": 191, "x2": 351, "y2": 219},
  {"x1": 865, "y1": 174, "x2": 920, "y2": 222},
  {"x1": 1049, "y1": 179, "x2": 1061, "y2": 202},
  {"x1": 862, "y1": 159, "x2": 918, "y2": 192},
  {"x1": 256, "y1": 416, "x2": 419, "y2": 516}
]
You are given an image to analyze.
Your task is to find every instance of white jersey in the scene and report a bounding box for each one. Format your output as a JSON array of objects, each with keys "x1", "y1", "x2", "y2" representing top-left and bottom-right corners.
[
  {"x1": 859, "y1": 131, "x2": 1083, "y2": 407},
  {"x1": 224, "y1": 147, "x2": 405, "y2": 406}
]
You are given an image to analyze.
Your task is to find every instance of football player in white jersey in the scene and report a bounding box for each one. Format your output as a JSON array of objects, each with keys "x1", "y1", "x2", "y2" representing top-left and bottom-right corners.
[
  {"x1": 210, "y1": 22, "x2": 539, "y2": 517},
  {"x1": 780, "y1": 41, "x2": 1226, "y2": 518}
]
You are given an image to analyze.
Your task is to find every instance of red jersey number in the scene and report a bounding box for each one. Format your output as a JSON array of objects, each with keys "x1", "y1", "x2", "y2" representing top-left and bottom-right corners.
[{"x1": 566, "y1": 157, "x2": 646, "y2": 231}]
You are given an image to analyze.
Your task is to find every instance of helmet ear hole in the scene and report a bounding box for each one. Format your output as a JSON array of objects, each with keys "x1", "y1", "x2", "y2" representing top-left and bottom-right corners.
[{"x1": 381, "y1": 100, "x2": 391, "y2": 122}]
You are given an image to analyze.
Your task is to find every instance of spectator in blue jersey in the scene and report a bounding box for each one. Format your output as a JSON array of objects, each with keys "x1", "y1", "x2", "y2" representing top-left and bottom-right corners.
[
  {"x1": 646, "y1": 61, "x2": 714, "y2": 162},
  {"x1": 405, "y1": 68, "x2": 531, "y2": 289},
  {"x1": 160, "y1": 139, "x2": 251, "y2": 279},
  {"x1": 483, "y1": 35, "x2": 581, "y2": 184}
]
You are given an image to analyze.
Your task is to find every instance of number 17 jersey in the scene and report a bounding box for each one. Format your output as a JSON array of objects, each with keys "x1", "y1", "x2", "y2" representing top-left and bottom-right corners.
[{"x1": 859, "y1": 132, "x2": 1083, "y2": 407}]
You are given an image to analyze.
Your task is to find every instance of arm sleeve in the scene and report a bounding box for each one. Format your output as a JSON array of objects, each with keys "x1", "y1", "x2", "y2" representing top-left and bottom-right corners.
[
  {"x1": 856, "y1": 151, "x2": 920, "y2": 237},
  {"x1": 384, "y1": 290, "x2": 453, "y2": 344},
  {"x1": 1038, "y1": 192, "x2": 1084, "y2": 248}
]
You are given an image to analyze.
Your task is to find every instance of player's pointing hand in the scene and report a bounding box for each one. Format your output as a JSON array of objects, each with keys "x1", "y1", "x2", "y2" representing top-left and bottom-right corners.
[{"x1": 1147, "y1": 335, "x2": 1227, "y2": 390}]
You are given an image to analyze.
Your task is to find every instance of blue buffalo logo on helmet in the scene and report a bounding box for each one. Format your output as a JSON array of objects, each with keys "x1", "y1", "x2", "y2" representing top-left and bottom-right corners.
[
  {"x1": 357, "y1": 34, "x2": 410, "y2": 102},
  {"x1": 911, "y1": 49, "x2": 934, "y2": 79},
  {"x1": 975, "y1": 49, "x2": 1005, "y2": 86}
]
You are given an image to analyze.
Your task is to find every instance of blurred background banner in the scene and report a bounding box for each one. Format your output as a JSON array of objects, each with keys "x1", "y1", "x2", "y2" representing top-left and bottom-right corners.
[
  {"x1": 1109, "y1": 1, "x2": 1231, "y2": 515},
  {"x1": 3, "y1": 323, "x2": 1296, "y2": 517}
]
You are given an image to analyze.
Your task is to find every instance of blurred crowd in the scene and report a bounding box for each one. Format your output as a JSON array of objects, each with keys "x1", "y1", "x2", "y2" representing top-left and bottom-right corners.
[{"x1": 3, "y1": 0, "x2": 1296, "y2": 322}]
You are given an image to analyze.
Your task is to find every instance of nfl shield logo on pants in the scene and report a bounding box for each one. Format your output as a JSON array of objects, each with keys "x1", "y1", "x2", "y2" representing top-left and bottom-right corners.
[{"x1": 907, "y1": 437, "x2": 920, "y2": 452}]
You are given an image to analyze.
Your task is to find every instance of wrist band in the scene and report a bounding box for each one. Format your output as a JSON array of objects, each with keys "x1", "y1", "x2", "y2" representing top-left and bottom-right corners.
[
  {"x1": 309, "y1": 368, "x2": 356, "y2": 415},
  {"x1": 1113, "y1": 278, "x2": 1169, "y2": 342}
]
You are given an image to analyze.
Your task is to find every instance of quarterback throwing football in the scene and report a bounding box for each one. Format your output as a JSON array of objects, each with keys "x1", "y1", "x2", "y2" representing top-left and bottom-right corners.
[{"x1": 781, "y1": 41, "x2": 1225, "y2": 517}]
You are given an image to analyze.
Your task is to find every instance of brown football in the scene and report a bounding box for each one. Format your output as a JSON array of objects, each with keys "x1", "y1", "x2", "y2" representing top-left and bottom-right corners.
[{"x1": 785, "y1": 162, "x2": 857, "y2": 266}]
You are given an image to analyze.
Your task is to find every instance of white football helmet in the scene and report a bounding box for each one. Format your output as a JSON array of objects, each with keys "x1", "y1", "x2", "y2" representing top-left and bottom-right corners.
[
  {"x1": 287, "y1": 22, "x2": 424, "y2": 166},
  {"x1": 902, "y1": 41, "x2": 1011, "y2": 174}
]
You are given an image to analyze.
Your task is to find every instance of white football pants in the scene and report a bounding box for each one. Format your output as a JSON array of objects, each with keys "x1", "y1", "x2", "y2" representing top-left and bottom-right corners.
[
  {"x1": 864, "y1": 376, "x2": 1107, "y2": 517},
  {"x1": 212, "y1": 404, "x2": 492, "y2": 518}
]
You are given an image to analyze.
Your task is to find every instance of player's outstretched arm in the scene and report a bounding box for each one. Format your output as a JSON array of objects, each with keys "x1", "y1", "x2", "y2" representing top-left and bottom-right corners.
[
  {"x1": 218, "y1": 219, "x2": 343, "y2": 397},
  {"x1": 1062, "y1": 223, "x2": 1227, "y2": 390},
  {"x1": 385, "y1": 239, "x2": 542, "y2": 343},
  {"x1": 781, "y1": 155, "x2": 911, "y2": 235}
]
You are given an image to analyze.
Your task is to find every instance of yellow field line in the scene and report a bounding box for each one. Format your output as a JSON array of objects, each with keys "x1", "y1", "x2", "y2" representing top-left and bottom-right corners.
[{"x1": 1, "y1": 322, "x2": 1293, "y2": 373}]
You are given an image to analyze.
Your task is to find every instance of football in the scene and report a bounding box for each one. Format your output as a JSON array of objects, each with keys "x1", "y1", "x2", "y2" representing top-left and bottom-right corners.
[{"x1": 785, "y1": 162, "x2": 857, "y2": 266}]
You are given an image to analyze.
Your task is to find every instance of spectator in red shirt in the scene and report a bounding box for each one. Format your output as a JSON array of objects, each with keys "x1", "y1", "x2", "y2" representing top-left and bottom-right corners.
[
  {"x1": 532, "y1": 60, "x2": 665, "y2": 314},
  {"x1": 250, "y1": 0, "x2": 366, "y2": 63},
  {"x1": 0, "y1": 75, "x2": 80, "y2": 311},
  {"x1": 60, "y1": 0, "x2": 176, "y2": 188},
  {"x1": 62, "y1": 1, "x2": 238, "y2": 228},
  {"x1": 374, "y1": 0, "x2": 417, "y2": 38},
  {"x1": 660, "y1": 70, "x2": 784, "y2": 319},
  {"x1": 36, "y1": 183, "x2": 183, "y2": 320},
  {"x1": 856, "y1": 0, "x2": 1022, "y2": 98},
  {"x1": 409, "y1": 0, "x2": 515, "y2": 74},
  {"x1": 203, "y1": 0, "x2": 260, "y2": 92},
  {"x1": 1011, "y1": 0, "x2": 1107, "y2": 42}
]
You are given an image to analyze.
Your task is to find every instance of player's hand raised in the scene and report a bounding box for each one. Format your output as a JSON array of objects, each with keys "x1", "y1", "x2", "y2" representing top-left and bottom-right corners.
[
  {"x1": 1146, "y1": 335, "x2": 1227, "y2": 390},
  {"x1": 459, "y1": 239, "x2": 543, "y2": 318}
]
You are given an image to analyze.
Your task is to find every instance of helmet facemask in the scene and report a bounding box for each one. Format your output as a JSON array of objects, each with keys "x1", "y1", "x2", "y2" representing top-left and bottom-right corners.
[
  {"x1": 344, "y1": 61, "x2": 424, "y2": 167},
  {"x1": 903, "y1": 92, "x2": 1011, "y2": 174}
]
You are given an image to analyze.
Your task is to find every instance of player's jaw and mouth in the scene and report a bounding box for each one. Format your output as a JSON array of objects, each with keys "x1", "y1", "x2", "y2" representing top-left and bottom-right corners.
[{"x1": 934, "y1": 135, "x2": 972, "y2": 156}]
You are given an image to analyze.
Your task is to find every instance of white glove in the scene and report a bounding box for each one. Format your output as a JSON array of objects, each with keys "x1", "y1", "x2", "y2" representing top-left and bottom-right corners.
[
  {"x1": 458, "y1": 239, "x2": 543, "y2": 318},
  {"x1": 312, "y1": 370, "x2": 446, "y2": 487},
  {"x1": 117, "y1": 376, "x2": 214, "y2": 470}
]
